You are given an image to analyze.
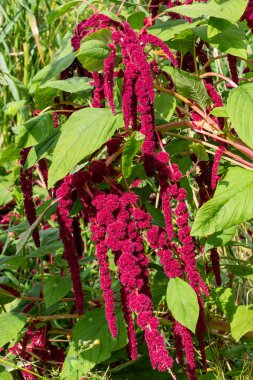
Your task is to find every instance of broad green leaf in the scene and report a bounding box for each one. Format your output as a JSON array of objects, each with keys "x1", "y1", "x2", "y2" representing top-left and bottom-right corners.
[
  {"x1": 209, "y1": 22, "x2": 247, "y2": 59},
  {"x1": 0, "y1": 312, "x2": 26, "y2": 347},
  {"x1": 145, "y1": 203, "x2": 165, "y2": 227},
  {"x1": 128, "y1": 12, "x2": 146, "y2": 30},
  {"x1": 47, "y1": 1, "x2": 82, "y2": 23},
  {"x1": 111, "y1": 355, "x2": 169, "y2": 380},
  {"x1": 191, "y1": 167, "x2": 253, "y2": 236},
  {"x1": 151, "y1": 271, "x2": 167, "y2": 307},
  {"x1": 207, "y1": 17, "x2": 233, "y2": 38},
  {"x1": 16, "y1": 199, "x2": 58, "y2": 254},
  {"x1": 231, "y1": 305, "x2": 253, "y2": 341},
  {"x1": 28, "y1": 241, "x2": 63, "y2": 258},
  {"x1": 3, "y1": 100, "x2": 26, "y2": 117},
  {"x1": 166, "y1": 277, "x2": 199, "y2": 333},
  {"x1": 77, "y1": 43, "x2": 110, "y2": 71},
  {"x1": 24, "y1": 129, "x2": 60, "y2": 170},
  {"x1": 61, "y1": 309, "x2": 127, "y2": 377},
  {"x1": 227, "y1": 84, "x2": 253, "y2": 149},
  {"x1": 174, "y1": 69, "x2": 210, "y2": 110},
  {"x1": 40, "y1": 77, "x2": 92, "y2": 93},
  {"x1": 0, "y1": 366, "x2": 13, "y2": 380},
  {"x1": 227, "y1": 265, "x2": 253, "y2": 279},
  {"x1": 204, "y1": 226, "x2": 237, "y2": 251},
  {"x1": 100, "y1": 10, "x2": 122, "y2": 23},
  {"x1": 210, "y1": 106, "x2": 228, "y2": 117},
  {"x1": 0, "y1": 188, "x2": 12, "y2": 207},
  {"x1": 0, "y1": 145, "x2": 20, "y2": 164},
  {"x1": 169, "y1": 0, "x2": 247, "y2": 23},
  {"x1": 17, "y1": 113, "x2": 54, "y2": 149},
  {"x1": 155, "y1": 93, "x2": 176, "y2": 122},
  {"x1": 48, "y1": 108, "x2": 123, "y2": 187},
  {"x1": 30, "y1": 49, "x2": 75, "y2": 93},
  {"x1": 122, "y1": 132, "x2": 144, "y2": 178},
  {"x1": 190, "y1": 143, "x2": 209, "y2": 161},
  {"x1": 195, "y1": 22, "x2": 247, "y2": 59},
  {"x1": 211, "y1": 288, "x2": 236, "y2": 319},
  {"x1": 147, "y1": 19, "x2": 203, "y2": 41},
  {"x1": 44, "y1": 276, "x2": 72, "y2": 308},
  {"x1": 84, "y1": 28, "x2": 113, "y2": 44}
]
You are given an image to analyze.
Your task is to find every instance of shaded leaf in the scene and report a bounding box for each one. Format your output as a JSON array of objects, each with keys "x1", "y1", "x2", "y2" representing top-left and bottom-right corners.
[
  {"x1": 44, "y1": 277, "x2": 72, "y2": 308},
  {"x1": 0, "y1": 312, "x2": 26, "y2": 347},
  {"x1": 122, "y1": 132, "x2": 144, "y2": 178}
]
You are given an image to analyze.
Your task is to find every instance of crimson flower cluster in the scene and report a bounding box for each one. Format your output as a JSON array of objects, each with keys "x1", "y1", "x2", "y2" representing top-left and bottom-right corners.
[{"x1": 90, "y1": 191, "x2": 174, "y2": 372}]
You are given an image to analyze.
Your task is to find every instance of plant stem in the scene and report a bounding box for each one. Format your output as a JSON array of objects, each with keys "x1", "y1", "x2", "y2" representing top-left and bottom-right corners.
[
  {"x1": 27, "y1": 314, "x2": 79, "y2": 322},
  {"x1": 0, "y1": 358, "x2": 47, "y2": 380},
  {"x1": 200, "y1": 72, "x2": 238, "y2": 88}
]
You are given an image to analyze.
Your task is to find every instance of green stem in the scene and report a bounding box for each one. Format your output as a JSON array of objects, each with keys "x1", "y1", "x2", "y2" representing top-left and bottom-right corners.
[{"x1": 0, "y1": 358, "x2": 47, "y2": 380}]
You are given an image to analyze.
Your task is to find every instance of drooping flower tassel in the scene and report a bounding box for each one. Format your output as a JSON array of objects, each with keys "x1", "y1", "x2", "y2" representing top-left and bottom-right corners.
[
  {"x1": 211, "y1": 146, "x2": 225, "y2": 190},
  {"x1": 56, "y1": 177, "x2": 84, "y2": 315}
]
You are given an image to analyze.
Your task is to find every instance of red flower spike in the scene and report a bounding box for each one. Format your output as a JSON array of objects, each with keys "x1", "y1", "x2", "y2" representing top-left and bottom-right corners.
[
  {"x1": 210, "y1": 248, "x2": 221, "y2": 286},
  {"x1": 211, "y1": 146, "x2": 225, "y2": 190},
  {"x1": 56, "y1": 177, "x2": 85, "y2": 315},
  {"x1": 104, "y1": 44, "x2": 117, "y2": 114}
]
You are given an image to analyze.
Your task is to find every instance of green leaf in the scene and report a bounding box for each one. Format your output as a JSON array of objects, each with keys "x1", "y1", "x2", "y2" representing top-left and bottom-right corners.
[
  {"x1": 155, "y1": 93, "x2": 176, "y2": 122},
  {"x1": 44, "y1": 276, "x2": 72, "y2": 308},
  {"x1": 190, "y1": 143, "x2": 209, "y2": 161},
  {"x1": 17, "y1": 113, "x2": 54, "y2": 149},
  {"x1": 0, "y1": 312, "x2": 26, "y2": 347},
  {"x1": 48, "y1": 108, "x2": 123, "y2": 187},
  {"x1": 84, "y1": 28, "x2": 113, "y2": 44},
  {"x1": 77, "y1": 35, "x2": 111, "y2": 72},
  {"x1": 3, "y1": 100, "x2": 26, "y2": 117},
  {"x1": 0, "y1": 366, "x2": 13, "y2": 380},
  {"x1": 77, "y1": 40, "x2": 110, "y2": 59},
  {"x1": 145, "y1": 203, "x2": 165, "y2": 227},
  {"x1": 111, "y1": 355, "x2": 169, "y2": 380},
  {"x1": 0, "y1": 145, "x2": 20, "y2": 164},
  {"x1": 227, "y1": 264, "x2": 253, "y2": 279},
  {"x1": 174, "y1": 69, "x2": 210, "y2": 110},
  {"x1": 16, "y1": 199, "x2": 58, "y2": 254},
  {"x1": 30, "y1": 49, "x2": 75, "y2": 93},
  {"x1": 147, "y1": 19, "x2": 203, "y2": 41},
  {"x1": 207, "y1": 17, "x2": 233, "y2": 39},
  {"x1": 166, "y1": 277, "x2": 199, "y2": 333},
  {"x1": 231, "y1": 305, "x2": 253, "y2": 341},
  {"x1": 210, "y1": 106, "x2": 228, "y2": 117},
  {"x1": 169, "y1": 0, "x2": 247, "y2": 23},
  {"x1": 40, "y1": 77, "x2": 92, "y2": 93},
  {"x1": 100, "y1": 10, "x2": 122, "y2": 23},
  {"x1": 208, "y1": 21, "x2": 247, "y2": 59},
  {"x1": 227, "y1": 84, "x2": 253, "y2": 149},
  {"x1": 211, "y1": 287, "x2": 236, "y2": 319},
  {"x1": 24, "y1": 129, "x2": 60, "y2": 170},
  {"x1": 47, "y1": 1, "x2": 82, "y2": 23},
  {"x1": 204, "y1": 226, "x2": 237, "y2": 251},
  {"x1": 122, "y1": 132, "x2": 144, "y2": 178},
  {"x1": 61, "y1": 309, "x2": 127, "y2": 377},
  {"x1": 128, "y1": 12, "x2": 146, "y2": 30},
  {"x1": 191, "y1": 167, "x2": 253, "y2": 237}
]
